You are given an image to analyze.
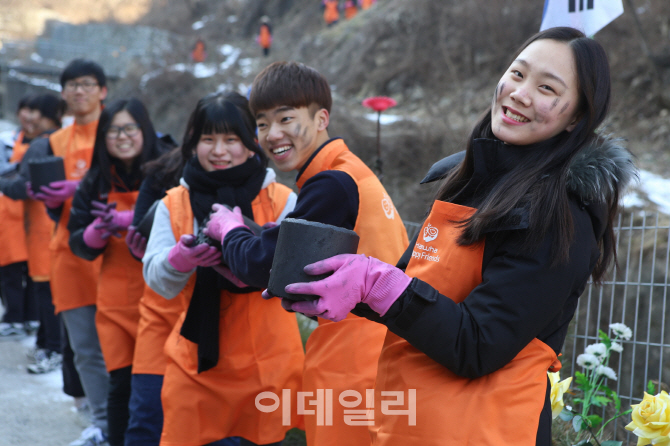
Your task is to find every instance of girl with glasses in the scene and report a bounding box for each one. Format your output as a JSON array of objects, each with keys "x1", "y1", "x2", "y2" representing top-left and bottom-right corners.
[{"x1": 67, "y1": 98, "x2": 172, "y2": 446}]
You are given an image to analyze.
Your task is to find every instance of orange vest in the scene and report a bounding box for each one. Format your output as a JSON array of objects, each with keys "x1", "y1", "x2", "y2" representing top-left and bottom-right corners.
[
  {"x1": 361, "y1": 0, "x2": 374, "y2": 9},
  {"x1": 259, "y1": 24, "x2": 272, "y2": 49},
  {"x1": 160, "y1": 182, "x2": 305, "y2": 446},
  {"x1": 345, "y1": 3, "x2": 358, "y2": 19},
  {"x1": 324, "y1": 1, "x2": 340, "y2": 24},
  {"x1": 95, "y1": 190, "x2": 143, "y2": 372},
  {"x1": 372, "y1": 200, "x2": 558, "y2": 445},
  {"x1": 295, "y1": 139, "x2": 409, "y2": 446},
  {"x1": 0, "y1": 134, "x2": 29, "y2": 266},
  {"x1": 49, "y1": 122, "x2": 102, "y2": 313}
]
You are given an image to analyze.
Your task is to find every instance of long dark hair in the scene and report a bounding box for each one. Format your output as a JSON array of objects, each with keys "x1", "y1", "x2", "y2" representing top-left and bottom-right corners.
[
  {"x1": 436, "y1": 27, "x2": 616, "y2": 282},
  {"x1": 87, "y1": 98, "x2": 160, "y2": 193},
  {"x1": 181, "y1": 91, "x2": 266, "y2": 167}
]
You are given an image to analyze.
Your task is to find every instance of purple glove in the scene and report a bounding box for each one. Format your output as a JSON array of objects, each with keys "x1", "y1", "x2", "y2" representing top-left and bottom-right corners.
[
  {"x1": 125, "y1": 226, "x2": 147, "y2": 259},
  {"x1": 26, "y1": 182, "x2": 38, "y2": 201},
  {"x1": 91, "y1": 201, "x2": 134, "y2": 233},
  {"x1": 262, "y1": 221, "x2": 278, "y2": 230},
  {"x1": 83, "y1": 217, "x2": 113, "y2": 249},
  {"x1": 34, "y1": 180, "x2": 80, "y2": 208},
  {"x1": 279, "y1": 254, "x2": 412, "y2": 322},
  {"x1": 212, "y1": 264, "x2": 248, "y2": 288},
  {"x1": 167, "y1": 234, "x2": 222, "y2": 273},
  {"x1": 203, "y1": 204, "x2": 248, "y2": 242}
]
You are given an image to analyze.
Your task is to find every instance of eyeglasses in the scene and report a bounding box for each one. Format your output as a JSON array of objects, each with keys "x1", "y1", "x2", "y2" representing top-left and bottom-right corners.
[
  {"x1": 106, "y1": 123, "x2": 141, "y2": 139},
  {"x1": 63, "y1": 80, "x2": 99, "y2": 92}
]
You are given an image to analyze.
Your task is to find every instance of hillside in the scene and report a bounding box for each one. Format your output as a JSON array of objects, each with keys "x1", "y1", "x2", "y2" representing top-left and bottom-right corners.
[{"x1": 4, "y1": 0, "x2": 669, "y2": 220}]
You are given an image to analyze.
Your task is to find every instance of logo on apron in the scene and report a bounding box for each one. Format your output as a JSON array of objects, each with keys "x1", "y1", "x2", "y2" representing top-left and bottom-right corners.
[
  {"x1": 423, "y1": 223, "x2": 438, "y2": 242},
  {"x1": 381, "y1": 194, "x2": 395, "y2": 220}
]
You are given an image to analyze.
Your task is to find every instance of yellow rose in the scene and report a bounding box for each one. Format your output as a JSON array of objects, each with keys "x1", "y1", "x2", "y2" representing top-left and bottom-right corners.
[
  {"x1": 549, "y1": 371, "x2": 572, "y2": 419},
  {"x1": 626, "y1": 391, "x2": 670, "y2": 446}
]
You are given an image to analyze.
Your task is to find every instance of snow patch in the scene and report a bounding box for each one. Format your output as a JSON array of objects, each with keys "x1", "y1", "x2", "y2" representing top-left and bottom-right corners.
[{"x1": 364, "y1": 113, "x2": 404, "y2": 125}]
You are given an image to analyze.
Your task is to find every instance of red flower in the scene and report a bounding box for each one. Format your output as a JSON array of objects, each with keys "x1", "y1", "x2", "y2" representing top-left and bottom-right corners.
[{"x1": 362, "y1": 96, "x2": 397, "y2": 112}]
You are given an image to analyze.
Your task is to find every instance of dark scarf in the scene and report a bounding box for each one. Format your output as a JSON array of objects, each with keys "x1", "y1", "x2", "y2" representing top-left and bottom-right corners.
[{"x1": 179, "y1": 155, "x2": 265, "y2": 373}]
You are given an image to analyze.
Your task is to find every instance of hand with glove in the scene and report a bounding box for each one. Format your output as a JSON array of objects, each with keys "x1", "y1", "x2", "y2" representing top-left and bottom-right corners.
[
  {"x1": 168, "y1": 234, "x2": 222, "y2": 273},
  {"x1": 272, "y1": 254, "x2": 412, "y2": 322},
  {"x1": 33, "y1": 179, "x2": 80, "y2": 208},
  {"x1": 203, "y1": 204, "x2": 249, "y2": 242},
  {"x1": 83, "y1": 217, "x2": 115, "y2": 249},
  {"x1": 125, "y1": 226, "x2": 147, "y2": 259},
  {"x1": 91, "y1": 201, "x2": 134, "y2": 234}
]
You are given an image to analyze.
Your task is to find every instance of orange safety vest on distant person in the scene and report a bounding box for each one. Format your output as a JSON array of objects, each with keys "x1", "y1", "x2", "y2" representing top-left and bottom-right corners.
[
  {"x1": 95, "y1": 190, "x2": 143, "y2": 372},
  {"x1": 345, "y1": 1, "x2": 358, "y2": 19},
  {"x1": 295, "y1": 138, "x2": 409, "y2": 446},
  {"x1": 0, "y1": 133, "x2": 29, "y2": 267},
  {"x1": 324, "y1": 0, "x2": 340, "y2": 24},
  {"x1": 360, "y1": 0, "x2": 374, "y2": 10},
  {"x1": 159, "y1": 182, "x2": 304, "y2": 446},
  {"x1": 49, "y1": 122, "x2": 102, "y2": 313},
  {"x1": 259, "y1": 24, "x2": 272, "y2": 49},
  {"x1": 371, "y1": 200, "x2": 559, "y2": 445}
]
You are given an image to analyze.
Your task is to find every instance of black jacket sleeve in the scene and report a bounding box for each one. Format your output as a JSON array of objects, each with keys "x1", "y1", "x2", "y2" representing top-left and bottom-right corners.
[
  {"x1": 67, "y1": 175, "x2": 106, "y2": 261},
  {"x1": 222, "y1": 170, "x2": 359, "y2": 288},
  {"x1": 0, "y1": 137, "x2": 53, "y2": 200},
  {"x1": 378, "y1": 201, "x2": 600, "y2": 379}
]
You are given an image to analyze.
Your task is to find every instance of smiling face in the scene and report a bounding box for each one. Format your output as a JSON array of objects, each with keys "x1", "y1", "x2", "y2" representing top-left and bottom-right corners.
[
  {"x1": 196, "y1": 132, "x2": 253, "y2": 172},
  {"x1": 105, "y1": 110, "x2": 143, "y2": 168},
  {"x1": 61, "y1": 75, "x2": 107, "y2": 124},
  {"x1": 255, "y1": 105, "x2": 330, "y2": 172},
  {"x1": 490, "y1": 39, "x2": 581, "y2": 146}
]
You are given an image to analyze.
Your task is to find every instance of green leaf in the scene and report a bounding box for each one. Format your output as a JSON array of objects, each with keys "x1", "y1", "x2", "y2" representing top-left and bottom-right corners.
[
  {"x1": 601, "y1": 441, "x2": 623, "y2": 446},
  {"x1": 575, "y1": 371, "x2": 591, "y2": 391},
  {"x1": 573, "y1": 415, "x2": 584, "y2": 432},
  {"x1": 586, "y1": 414, "x2": 603, "y2": 428},
  {"x1": 648, "y1": 380, "x2": 657, "y2": 395},
  {"x1": 599, "y1": 329, "x2": 612, "y2": 348},
  {"x1": 613, "y1": 391, "x2": 622, "y2": 413},
  {"x1": 591, "y1": 395, "x2": 612, "y2": 407},
  {"x1": 559, "y1": 408, "x2": 575, "y2": 421}
]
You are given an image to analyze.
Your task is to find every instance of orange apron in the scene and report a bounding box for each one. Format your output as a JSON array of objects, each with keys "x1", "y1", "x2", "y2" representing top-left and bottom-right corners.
[
  {"x1": 160, "y1": 183, "x2": 304, "y2": 446},
  {"x1": 24, "y1": 199, "x2": 54, "y2": 281},
  {"x1": 95, "y1": 190, "x2": 143, "y2": 372},
  {"x1": 324, "y1": 1, "x2": 340, "y2": 24},
  {"x1": 372, "y1": 200, "x2": 558, "y2": 445},
  {"x1": 0, "y1": 135, "x2": 29, "y2": 266},
  {"x1": 361, "y1": 0, "x2": 374, "y2": 9},
  {"x1": 296, "y1": 139, "x2": 409, "y2": 446},
  {"x1": 49, "y1": 122, "x2": 102, "y2": 314},
  {"x1": 345, "y1": 3, "x2": 358, "y2": 19}
]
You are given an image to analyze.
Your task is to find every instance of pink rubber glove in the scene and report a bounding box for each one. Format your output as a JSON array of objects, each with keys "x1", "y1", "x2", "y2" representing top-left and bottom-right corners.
[
  {"x1": 83, "y1": 217, "x2": 113, "y2": 249},
  {"x1": 125, "y1": 226, "x2": 147, "y2": 259},
  {"x1": 212, "y1": 264, "x2": 248, "y2": 288},
  {"x1": 280, "y1": 254, "x2": 412, "y2": 322},
  {"x1": 203, "y1": 204, "x2": 248, "y2": 242},
  {"x1": 34, "y1": 180, "x2": 80, "y2": 208},
  {"x1": 167, "y1": 234, "x2": 222, "y2": 273},
  {"x1": 91, "y1": 201, "x2": 134, "y2": 233},
  {"x1": 26, "y1": 182, "x2": 37, "y2": 200}
]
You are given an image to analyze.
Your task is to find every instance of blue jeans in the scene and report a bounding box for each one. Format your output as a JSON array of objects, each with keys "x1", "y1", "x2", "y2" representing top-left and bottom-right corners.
[{"x1": 125, "y1": 374, "x2": 164, "y2": 446}]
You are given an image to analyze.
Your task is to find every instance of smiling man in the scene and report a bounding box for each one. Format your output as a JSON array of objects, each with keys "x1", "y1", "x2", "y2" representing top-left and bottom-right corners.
[{"x1": 204, "y1": 61, "x2": 409, "y2": 446}]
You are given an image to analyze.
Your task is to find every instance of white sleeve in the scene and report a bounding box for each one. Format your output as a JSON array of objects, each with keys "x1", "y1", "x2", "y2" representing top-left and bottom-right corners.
[
  {"x1": 276, "y1": 191, "x2": 297, "y2": 224},
  {"x1": 142, "y1": 201, "x2": 194, "y2": 299}
]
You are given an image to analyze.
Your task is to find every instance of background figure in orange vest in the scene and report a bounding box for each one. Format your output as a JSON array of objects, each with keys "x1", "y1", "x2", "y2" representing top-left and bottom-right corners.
[
  {"x1": 68, "y1": 98, "x2": 170, "y2": 446},
  {"x1": 0, "y1": 94, "x2": 66, "y2": 375},
  {"x1": 0, "y1": 95, "x2": 39, "y2": 338},
  {"x1": 323, "y1": 0, "x2": 340, "y2": 26},
  {"x1": 191, "y1": 38, "x2": 207, "y2": 63},
  {"x1": 360, "y1": 0, "x2": 376, "y2": 10},
  {"x1": 31, "y1": 58, "x2": 110, "y2": 446},
  {"x1": 257, "y1": 16, "x2": 273, "y2": 57},
  {"x1": 344, "y1": 0, "x2": 358, "y2": 19}
]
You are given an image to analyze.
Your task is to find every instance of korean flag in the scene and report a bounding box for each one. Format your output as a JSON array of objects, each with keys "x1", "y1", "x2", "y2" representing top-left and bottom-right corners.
[{"x1": 540, "y1": 0, "x2": 624, "y2": 36}]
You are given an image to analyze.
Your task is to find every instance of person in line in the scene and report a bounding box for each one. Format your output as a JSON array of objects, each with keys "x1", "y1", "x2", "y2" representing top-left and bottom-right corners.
[
  {"x1": 0, "y1": 95, "x2": 39, "y2": 338},
  {"x1": 203, "y1": 62, "x2": 408, "y2": 446},
  {"x1": 68, "y1": 98, "x2": 169, "y2": 446},
  {"x1": 123, "y1": 143, "x2": 182, "y2": 446},
  {"x1": 322, "y1": 0, "x2": 340, "y2": 26},
  {"x1": 0, "y1": 94, "x2": 66, "y2": 374},
  {"x1": 31, "y1": 59, "x2": 110, "y2": 446},
  {"x1": 279, "y1": 27, "x2": 637, "y2": 445},
  {"x1": 344, "y1": 1, "x2": 358, "y2": 20},
  {"x1": 143, "y1": 91, "x2": 304, "y2": 446}
]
